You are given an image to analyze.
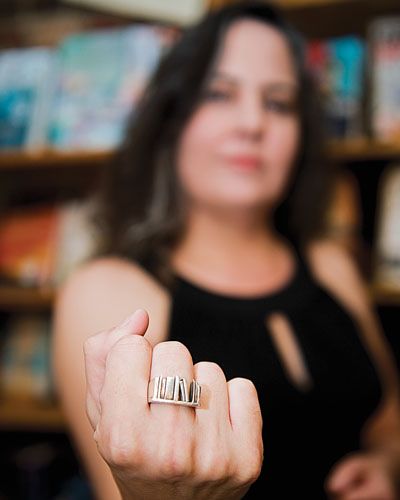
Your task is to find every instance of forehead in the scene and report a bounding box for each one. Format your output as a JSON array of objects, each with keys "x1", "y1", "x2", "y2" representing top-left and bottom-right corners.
[{"x1": 212, "y1": 18, "x2": 296, "y2": 83}]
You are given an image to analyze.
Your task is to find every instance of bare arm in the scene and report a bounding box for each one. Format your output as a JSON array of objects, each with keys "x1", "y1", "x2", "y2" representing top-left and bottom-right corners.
[{"x1": 51, "y1": 257, "x2": 170, "y2": 500}]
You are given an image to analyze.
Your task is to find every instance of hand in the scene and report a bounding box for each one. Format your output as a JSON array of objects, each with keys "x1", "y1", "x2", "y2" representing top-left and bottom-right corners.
[
  {"x1": 84, "y1": 309, "x2": 263, "y2": 500},
  {"x1": 325, "y1": 451, "x2": 398, "y2": 500}
]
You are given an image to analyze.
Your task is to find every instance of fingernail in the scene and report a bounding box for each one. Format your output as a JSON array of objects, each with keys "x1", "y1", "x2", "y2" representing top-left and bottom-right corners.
[{"x1": 120, "y1": 309, "x2": 144, "y2": 328}]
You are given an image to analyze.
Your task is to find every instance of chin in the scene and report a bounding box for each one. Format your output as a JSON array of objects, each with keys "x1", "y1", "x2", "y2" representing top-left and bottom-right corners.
[{"x1": 214, "y1": 186, "x2": 281, "y2": 208}]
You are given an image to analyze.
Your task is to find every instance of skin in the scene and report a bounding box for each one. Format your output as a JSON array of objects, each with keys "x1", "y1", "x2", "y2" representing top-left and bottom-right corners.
[{"x1": 53, "y1": 19, "x2": 400, "y2": 500}]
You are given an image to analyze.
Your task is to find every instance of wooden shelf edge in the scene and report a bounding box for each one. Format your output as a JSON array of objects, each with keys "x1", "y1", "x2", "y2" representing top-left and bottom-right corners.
[
  {"x1": 329, "y1": 139, "x2": 400, "y2": 161},
  {"x1": 0, "y1": 148, "x2": 114, "y2": 169},
  {"x1": 0, "y1": 399, "x2": 65, "y2": 431},
  {"x1": 371, "y1": 283, "x2": 400, "y2": 306},
  {"x1": 0, "y1": 285, "x2": 55, "y2": 311}
]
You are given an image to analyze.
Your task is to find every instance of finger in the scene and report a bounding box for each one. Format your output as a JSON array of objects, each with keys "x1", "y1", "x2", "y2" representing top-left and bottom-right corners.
[
  {"x1": 343, "y1": 486, "x2": 382, "y2": 500},
  {"x1": 193, "y1": 361, "x2": 229, "y2": 431},
  {"x1": 84, "y1": 309, "x2": 149, "y2": 428},
  {"x1": 147, "y1": 341, "x2": 196, "y2": 475},
  {"x1": 341, "y1": 476, "x2": 394, "y2": 500},
  {"x1": 96, "y1": 332, "x2": 153, "y2": 454},
  {"x1": 192, "y1": 362, "x2": 232, "y2": 475},
  {"x1": 326, "y1": 457, "x2": 366, "y2": 494},
  {"x1": 149, "y1": 341, "x2": 195, "y2": 420},
  {"x1": 228, "y1": 378, "x2": 263, "y2": 476}
]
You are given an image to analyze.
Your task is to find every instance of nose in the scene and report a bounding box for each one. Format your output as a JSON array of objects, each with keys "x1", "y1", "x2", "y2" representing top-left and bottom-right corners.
[{"x1": 236, "y1": 93, "x2": 264, "y2": 141}]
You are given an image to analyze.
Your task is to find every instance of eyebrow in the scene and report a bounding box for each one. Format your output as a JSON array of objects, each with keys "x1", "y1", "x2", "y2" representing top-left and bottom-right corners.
[{"x1": 207, "y1": 71, "x2": 298, "y2": 92}]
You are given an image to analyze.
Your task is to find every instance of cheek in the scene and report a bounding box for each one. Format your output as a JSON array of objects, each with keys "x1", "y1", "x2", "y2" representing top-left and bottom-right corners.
[
  {"x1": 269, "y1": 119, "x2": 300, "y2": 164},
  {"x1": 176, "y1": 110, "x2": 221, "y2": 196},
  {"x1": 266, "y1": 120, "x2": 300, "y2": 187}
]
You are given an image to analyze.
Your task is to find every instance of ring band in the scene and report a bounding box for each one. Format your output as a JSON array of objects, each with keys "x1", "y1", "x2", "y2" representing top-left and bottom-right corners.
[{"x1": 148, "y1": 375, "x2": 201, "y2": 408}]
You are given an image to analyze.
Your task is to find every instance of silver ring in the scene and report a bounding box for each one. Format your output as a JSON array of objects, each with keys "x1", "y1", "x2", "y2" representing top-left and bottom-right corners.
[{"x1": 148, "y1": 375, "x2": 201, "y2": 408}]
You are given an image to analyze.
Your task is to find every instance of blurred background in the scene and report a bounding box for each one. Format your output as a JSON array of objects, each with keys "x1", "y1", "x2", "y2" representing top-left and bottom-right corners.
[{"x1": 0, "y1": 0, "x2": 399, "y2": 498}]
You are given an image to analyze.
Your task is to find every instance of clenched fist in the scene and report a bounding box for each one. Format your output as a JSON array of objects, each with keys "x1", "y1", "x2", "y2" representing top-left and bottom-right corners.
[{"x1": 83, "y1": 309, "x2": 264, "y2": 500}]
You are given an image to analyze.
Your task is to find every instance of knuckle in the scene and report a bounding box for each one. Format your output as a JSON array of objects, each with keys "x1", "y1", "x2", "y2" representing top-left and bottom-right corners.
[
  {"x1": 152, "y1": 340, "x2": 192, "y2": 359},
  {"x1": 197, "y1": 447, "x2": 231, "y2": 482},
  {"x1": 99, "y1": 426, "x2": 142, "y2": 469},
  {"x1": 112, "y1": 333, "x2": 151, "y2": 352},
  {"x1": 83, "y1": 332, "x2": 102, "y2": 356},
  {"x1": 242, "y1": 455, "x2": 263, "y2": 484},
  {"x1": 234, "y1": 448, "x2": 263, "y2": 486},
  {"x1": 229, "y1": 377, "x2": 256, "y2": 393},
  {"x1": 157, "y1": 448, "x2": 193, "y2": 481},
  {"x1": 195, "y1": 361, "x2": 226, "y2": 383}
]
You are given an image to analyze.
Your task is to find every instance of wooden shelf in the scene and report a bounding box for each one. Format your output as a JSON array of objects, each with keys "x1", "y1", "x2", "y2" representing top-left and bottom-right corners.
[
  {"x1": 328, "y1": 139, "x2": 400, "y2": 161},
  {"x1": 0, "y1": 399, "x2": 65, "y2": 430},
  {"x1": 0, "y1": 285, "x2": 55, "y2": 311},
  {"x1": 0, "y1": 140, "x2": 399, "y2": 170},
  {"x1": 371, "y1": 284, "x2": 400, "y2": 307},
  {"x1": 0, "y1": 148, "x2": 113, "y2": 170}
]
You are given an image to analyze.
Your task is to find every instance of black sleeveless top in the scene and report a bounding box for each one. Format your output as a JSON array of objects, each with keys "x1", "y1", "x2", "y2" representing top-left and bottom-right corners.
[{"x1": 167, "y1": 250, "x2": 382, "y2": 499}]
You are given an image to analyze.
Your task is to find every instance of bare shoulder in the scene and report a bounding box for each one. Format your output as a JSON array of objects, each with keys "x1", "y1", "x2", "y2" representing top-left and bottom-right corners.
[
  {"x1": 54, "y1": 255, "x2": 171, "y2": 346},
  {"x1": 305, "y1": 239, "x2": 372, "y2": 320}
]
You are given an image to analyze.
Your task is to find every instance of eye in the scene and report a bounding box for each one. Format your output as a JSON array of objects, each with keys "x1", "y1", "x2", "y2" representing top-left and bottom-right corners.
[
  {"x1": 202, "y1": 88, "x2": 231, "y2": 101},
  {"x1": 263, "y1": 99, "x2": 297, "y2": 114}
]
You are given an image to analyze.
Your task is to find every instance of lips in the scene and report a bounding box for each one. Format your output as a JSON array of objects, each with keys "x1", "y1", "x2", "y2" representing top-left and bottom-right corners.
[{"x1": 225, "y1": 155, "x2": 263, "y2": 170}]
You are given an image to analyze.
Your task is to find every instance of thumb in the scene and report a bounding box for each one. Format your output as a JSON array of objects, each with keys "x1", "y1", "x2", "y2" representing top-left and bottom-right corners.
[
  {"x1": 326, "y1": 456, "x2": 366, "y2": 494},
  {"x1": 116, "y1": 308, "x2": 149, "y2": 338},
  {"x1": 84, "y1": 308, "x2": 150, "y2": 427}
]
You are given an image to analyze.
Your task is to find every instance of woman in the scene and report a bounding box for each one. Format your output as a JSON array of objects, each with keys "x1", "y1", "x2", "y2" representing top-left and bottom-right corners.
[{"x1": 52, "y1": 2, "x2": 400, "y2": 499}]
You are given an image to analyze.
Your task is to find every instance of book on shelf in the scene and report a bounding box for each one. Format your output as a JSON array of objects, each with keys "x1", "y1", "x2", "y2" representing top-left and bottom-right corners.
[
  {"x1": 0, "y1": 22, "x2": 176, "y2": 153},
  {"x1": 0, "y1": 313, "x2": 53, "y2": 403},
  {"x1": 368, "y1": 17, "x2": 400, "y2": 143},
  {"x1": 307, "y1": 35, "x2": 366, "y2": 140},
  {"x1": 0, "y1": 198, "x2": 102, "y2": 289},
  {"x1": 48, "y1": 24, "x2": 175, "y2": 150},
  {"x1": 0, "y1": 47, "x2": 56, "y2": 150},
  {"x1": 373, "y1": 163, "x2": 400, "y2": 291},
  {"x1": 0, "y1": 204, "x2": 60, "y2": 288}
]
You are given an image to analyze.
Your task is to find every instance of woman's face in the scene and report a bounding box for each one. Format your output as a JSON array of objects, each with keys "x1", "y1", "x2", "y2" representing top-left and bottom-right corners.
[{"x1": 176, "y1": 18, "x2": 300, "y2": 215}]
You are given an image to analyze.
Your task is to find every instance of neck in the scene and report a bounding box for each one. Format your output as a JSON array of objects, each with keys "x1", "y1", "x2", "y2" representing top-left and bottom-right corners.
[{"x1": 171, "y1": 205, "x2": 292, "y2": 289}]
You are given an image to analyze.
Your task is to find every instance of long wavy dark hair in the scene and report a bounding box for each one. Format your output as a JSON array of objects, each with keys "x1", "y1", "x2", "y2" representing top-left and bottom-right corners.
[{"x1": 95, "y1": 1, "x2": 335, "y2": 286}]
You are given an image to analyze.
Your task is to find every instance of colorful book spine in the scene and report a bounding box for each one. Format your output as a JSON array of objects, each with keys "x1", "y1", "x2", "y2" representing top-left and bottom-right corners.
[
  {"x1": 307, "y1": 36, "x2": 366, "y2": 139},
  {"x1": 0, "y1": 47, "x2": 55, "y2": 149},
  {"x1": 0, "y1": 204, "x2": 59, "y2": 287},
  {"x1": 368, "y1": 17, "x2": 400, "y2": 142},
  {"x1": 0, "y1": 314, "x2": 53, "y2": 402},
  {"x1": 48, "y1": 24, "x2": 174, "y2": 150},
  {"x1": 373, "y1": 164, "x2": 400, "y2": 289}
]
